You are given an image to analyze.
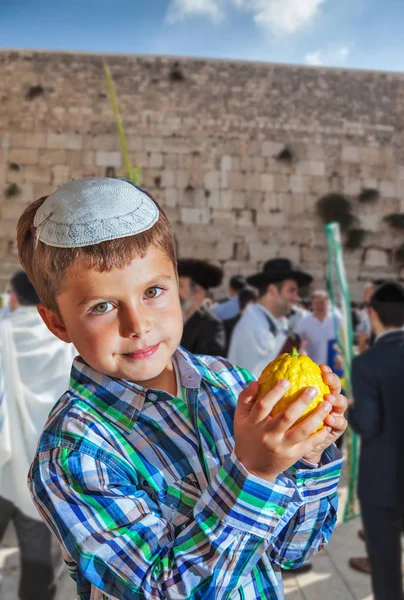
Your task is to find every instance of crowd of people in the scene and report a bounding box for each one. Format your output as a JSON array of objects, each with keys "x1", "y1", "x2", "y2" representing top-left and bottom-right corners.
[{"x1": 0, "y1": 176, "x2": 402, "y2": 600}]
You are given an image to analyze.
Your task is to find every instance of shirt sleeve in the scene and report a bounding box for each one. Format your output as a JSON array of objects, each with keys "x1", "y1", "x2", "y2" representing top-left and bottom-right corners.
[
  {"x1": 29, "y1": 446, "x2": 339, "y2": 600},
  {"x1": 269, "y1": 444, "x2": 342, "y2": 569}
]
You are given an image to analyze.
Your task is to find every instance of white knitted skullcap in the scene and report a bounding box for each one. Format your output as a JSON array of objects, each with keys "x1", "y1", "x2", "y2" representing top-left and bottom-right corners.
[{"x1": 33, "y1": 178, "x2": 159, "y2": 248}]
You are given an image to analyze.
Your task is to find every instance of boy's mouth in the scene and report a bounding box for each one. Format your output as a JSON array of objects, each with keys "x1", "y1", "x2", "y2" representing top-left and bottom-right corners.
[{"x1": 123, "y1": 344, "x2": 160, "y2": 360}]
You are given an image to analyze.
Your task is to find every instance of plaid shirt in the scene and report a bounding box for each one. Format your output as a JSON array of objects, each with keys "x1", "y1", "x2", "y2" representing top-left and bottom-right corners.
[{"x1": 29, "y1": 347, "x2": 342, "y2": 600}]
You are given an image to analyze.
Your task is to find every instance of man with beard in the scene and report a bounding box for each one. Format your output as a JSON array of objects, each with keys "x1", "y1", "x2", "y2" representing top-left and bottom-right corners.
[{"x1": 178, "y1": 259, "x2": 226, "y2": 356}]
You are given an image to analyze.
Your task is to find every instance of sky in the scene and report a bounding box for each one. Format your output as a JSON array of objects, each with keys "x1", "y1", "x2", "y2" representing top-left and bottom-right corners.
[{"x1": 1, "y1": 0, "x2": 404, "y2": 72}]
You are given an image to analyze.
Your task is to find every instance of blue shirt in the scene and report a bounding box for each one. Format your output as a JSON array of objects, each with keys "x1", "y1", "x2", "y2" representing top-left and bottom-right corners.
[
  {"x1": 212, "y1": 295, "x2": 240, "y2": 320},
  {"x1": 28, "y1": 347, "x2": 342, "y2": 599}
]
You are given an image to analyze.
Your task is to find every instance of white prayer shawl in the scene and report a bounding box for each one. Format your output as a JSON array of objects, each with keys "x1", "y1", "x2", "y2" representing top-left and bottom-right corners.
[{"x1": 0, "y1": 306, "x2": 75, "y2": 519}]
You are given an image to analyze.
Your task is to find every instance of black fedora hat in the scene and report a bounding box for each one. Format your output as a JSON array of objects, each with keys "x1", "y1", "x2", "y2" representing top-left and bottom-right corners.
[
  {"x1": 247, "y1": 258, "x2": 313, "y2": 289},
  {"x1": 177, "y1": 258, "x2": 223, "y2": 290}
]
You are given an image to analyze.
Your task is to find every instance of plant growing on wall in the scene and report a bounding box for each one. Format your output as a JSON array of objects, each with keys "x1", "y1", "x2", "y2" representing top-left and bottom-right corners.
[
  {"x1": 276, "y1": 148, "x2": 293, "y2": 163},
  {"x1": 5, "y1": 183, "x2": 21, "y2": 198},
  {"x1": 345, "y1": 228, "x2": 368, "y2": 250},
  {"x1": 169, "y1": 62, "x2": 185, "y2": 82},
  {"x1": 395, "y1": 243, "x2": 404, "y2": 266},
  {"x1": 358, "y1": 188, "x2": 380, "y2": 204},
  {"x1": 383, "y1": 213, "x2": 404, "y2": 229},
  {"x1": 316, "y1": 193, "x2": 356, "y2": 230},
  {"x1": 25, "y1": 85, "x2": 44, "y2": 100},
  {"x1": 103, "y1": 60, "x2": 141, "y2": 185}
]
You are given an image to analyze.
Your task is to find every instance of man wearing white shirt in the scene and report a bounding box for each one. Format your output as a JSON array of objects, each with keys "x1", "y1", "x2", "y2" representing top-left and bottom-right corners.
[
  {"x1": 294, "y1": 290, "x2": 341, "y2": 367},
  {"x1": 0, "y1": 272, "x2": 75, "y2": 600},
  {"x1": 228, "y1": 258, "x2": 312, "y2": 376}
]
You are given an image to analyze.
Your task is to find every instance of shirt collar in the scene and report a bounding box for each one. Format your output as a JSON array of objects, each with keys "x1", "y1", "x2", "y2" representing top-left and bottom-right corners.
[
  {"x1": 255, "y1": 303, "x2": 287, "y2": 331},
  {"x1": 69, "y1": 347, "x2": 226, "y2": 433},
  {"x1": 375, "y1": 327, "x2": 404, "y2": 342}
]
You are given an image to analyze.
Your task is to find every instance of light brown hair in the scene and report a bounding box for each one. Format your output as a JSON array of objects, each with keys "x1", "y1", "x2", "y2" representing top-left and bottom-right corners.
[{"x1": 17, "y1": 192, "x2": 176, "y2": 313}]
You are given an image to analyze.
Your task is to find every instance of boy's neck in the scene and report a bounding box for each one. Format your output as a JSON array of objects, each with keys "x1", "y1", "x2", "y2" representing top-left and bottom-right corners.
[{"x1": 135, "y1": 358, "x2": 177, "y2": 396}]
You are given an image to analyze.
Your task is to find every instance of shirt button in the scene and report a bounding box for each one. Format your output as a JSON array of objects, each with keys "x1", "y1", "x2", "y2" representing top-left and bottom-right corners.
[
  {"x1": 148, "y1": 393, "x2": 158, "y2": 401},
  {"x1": 304, "y1": 478, "x2": 316, "y2": 487}
]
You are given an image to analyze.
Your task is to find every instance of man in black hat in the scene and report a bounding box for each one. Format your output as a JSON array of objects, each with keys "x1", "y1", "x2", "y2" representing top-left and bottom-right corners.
[
  {"x1": 177, "y1": 259, "x2": 226, "y2": 356},
  {"x1": 228, "y1": 258, "x2": 312, "y2": 376},
  {"x1": 348, "y1": 281, "x2": 404, "y2": 599}
]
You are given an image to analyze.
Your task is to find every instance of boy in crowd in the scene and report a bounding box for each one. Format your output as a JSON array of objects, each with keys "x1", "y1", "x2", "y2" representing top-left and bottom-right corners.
[{"x1": 18, "y1": 178, "x2": 346, "y2": 599}]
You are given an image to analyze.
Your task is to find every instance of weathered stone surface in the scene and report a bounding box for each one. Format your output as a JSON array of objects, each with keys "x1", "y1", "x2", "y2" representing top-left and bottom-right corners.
[{"x1": 1, "y1": 50, "x2": 404, "y2": 298}]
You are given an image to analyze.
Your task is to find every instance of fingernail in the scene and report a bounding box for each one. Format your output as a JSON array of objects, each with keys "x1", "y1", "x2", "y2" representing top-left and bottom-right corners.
[
  {"x1": 308, "y1": 387, "x2": 317, "y2": 398},
  {"x1": 323, "y1": 401, "x2": 332, "y2": 413},
  {"x1": 279, "y1": 379, "x2": 290, "y2": 389}
]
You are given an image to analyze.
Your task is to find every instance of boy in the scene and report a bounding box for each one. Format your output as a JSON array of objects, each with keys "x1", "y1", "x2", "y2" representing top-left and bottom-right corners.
[{"x1": 18, "y1": 178, "x2": 346, "y2": 599}]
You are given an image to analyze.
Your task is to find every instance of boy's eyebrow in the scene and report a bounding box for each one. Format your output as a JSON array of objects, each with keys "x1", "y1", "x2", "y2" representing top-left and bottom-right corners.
[{"x1": 76, "y1": 275, "x2": 175, "y2": 307}]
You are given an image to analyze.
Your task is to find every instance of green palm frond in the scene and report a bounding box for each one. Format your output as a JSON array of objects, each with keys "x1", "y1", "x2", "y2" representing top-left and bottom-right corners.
[{"x1": 103, "y1": 60, "x2": 141, "y2": 186}]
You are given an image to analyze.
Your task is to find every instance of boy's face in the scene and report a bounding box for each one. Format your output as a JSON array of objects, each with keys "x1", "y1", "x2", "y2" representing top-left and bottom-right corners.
[{"x1": 39, "y1": 246, "x2": 183, "y2": 388}]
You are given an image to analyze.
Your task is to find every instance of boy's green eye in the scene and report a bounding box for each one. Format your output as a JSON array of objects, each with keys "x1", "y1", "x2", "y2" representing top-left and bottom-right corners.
[{"x1": 93, "y1": 302, "x2": 113, "y2": 314}]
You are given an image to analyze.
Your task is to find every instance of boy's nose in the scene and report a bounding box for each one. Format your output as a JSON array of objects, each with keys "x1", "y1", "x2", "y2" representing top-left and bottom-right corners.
[{"x1": 120, "y1": 306, "x2": 152, "y2": 338}]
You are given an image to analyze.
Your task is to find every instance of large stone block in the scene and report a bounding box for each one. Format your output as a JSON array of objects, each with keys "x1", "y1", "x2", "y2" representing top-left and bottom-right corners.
[
  {"x1": 260, "y1": 173, "x2": 274, "y2": 192},
  {"x1": 11, "y1": 132, "x2": 46, "y2": 148},
  {"x1": 204, "y1": 171, "x2": 220, "y2": 190},
  {"x1": 364, "y1": 248, "x2": 390, "y2": 268},
  {"x1": 180, "y1": 207, "x2": 210, "y2": 225},
  {"x1": 380, "y1": 180, "x2": 396, "y2": 198},
  {"x1": 342, "y1": 146, "x2": 360, "y2": 163},
  {"x1": 38, "y1": 149, "x2": 66, "y2": 166},
  {"x1": 261, "y1": 141, "x2": 283, "y2": 157},
  {"x1": 95, "y1": 151, "x2": 122, "y2": 168},
  {"x1": 22, "y1": 165, "x2": 52, "y2": 184},
  {"x1": 52, "y1": 165, "x2": 70, "y2": 187},
  {"x1": 227, "y1": 171, "x2": 244, "y2": 190},
  {"x1": 9, "y1": 148, "x2": 38, "y2": 165}
]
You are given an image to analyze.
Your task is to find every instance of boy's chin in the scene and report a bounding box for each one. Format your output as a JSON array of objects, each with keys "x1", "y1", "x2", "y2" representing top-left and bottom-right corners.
[{"x1": 115, "y1": 354, "x2": 171, "y2": 383}]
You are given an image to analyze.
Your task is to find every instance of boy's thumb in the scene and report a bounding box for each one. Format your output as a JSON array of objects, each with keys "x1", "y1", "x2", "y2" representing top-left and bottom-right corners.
[{"x1": 236, "y1": 381, "x2": 259, "y2": 418}]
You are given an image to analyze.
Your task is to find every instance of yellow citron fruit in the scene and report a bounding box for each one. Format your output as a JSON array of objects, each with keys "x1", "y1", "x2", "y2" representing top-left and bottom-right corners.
[{"x1": 257, "y1": 347, "x2": 330, "y2": 432}]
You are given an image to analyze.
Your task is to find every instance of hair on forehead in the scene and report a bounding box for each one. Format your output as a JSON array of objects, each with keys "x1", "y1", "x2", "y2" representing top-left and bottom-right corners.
[
  {"x1": 312, "y1": 290, "x2": 329, "y2": 299},
  {"x1": 17, "y1": 193, "x2": 176, "y2": 313}
]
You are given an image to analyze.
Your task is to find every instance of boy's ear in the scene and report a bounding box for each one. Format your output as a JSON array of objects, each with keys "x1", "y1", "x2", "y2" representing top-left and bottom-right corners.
[{"x1": 37, "y1": 303, "x2": 72, "y2": 344}]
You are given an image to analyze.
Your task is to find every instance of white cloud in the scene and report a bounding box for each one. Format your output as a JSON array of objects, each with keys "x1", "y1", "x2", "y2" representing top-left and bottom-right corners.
[
  {"x1": 335, "y1": 45, "x2": 350, "y2": 61},
  {"x1": 305, "y1": 51, "x2": 323, "y2": 66},
  {"x1": 166, "y1": 0, "x2": 328, "y2": 32},
  {"x1": 166, "y1": 0, "x2": 225, "y2": 24},
  {"x1": 248, "y1": 0, "x2": 327, "y2": 34},
  {"x1": 305, "y1": 45, "x2": 351, "y2": 67}
]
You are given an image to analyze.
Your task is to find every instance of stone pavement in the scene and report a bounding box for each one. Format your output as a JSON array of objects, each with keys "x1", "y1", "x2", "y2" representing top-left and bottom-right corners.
[{"x1": 0, "y1": 464, "x2": 377, "y2": 600}]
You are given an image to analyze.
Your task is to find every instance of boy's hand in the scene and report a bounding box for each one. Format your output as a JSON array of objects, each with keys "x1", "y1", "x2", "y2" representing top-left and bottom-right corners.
[
  {"x1": 301, "y1": 366, "x2": 348, "y2": 464},
  {"x1": 234, "y1": 380, "x2": 335, "y2": 483}
]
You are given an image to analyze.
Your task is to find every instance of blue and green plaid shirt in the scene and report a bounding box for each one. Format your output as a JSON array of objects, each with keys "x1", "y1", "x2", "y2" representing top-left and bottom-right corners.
[{"x1": 29, "y1": 347, "x2": 342, "y2": 599}]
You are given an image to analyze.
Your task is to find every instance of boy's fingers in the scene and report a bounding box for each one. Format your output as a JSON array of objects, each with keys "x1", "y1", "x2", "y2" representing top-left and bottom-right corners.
[
  {"x1": 285, "y1": 401, "x2": 333, "y2": 445},
  {"x1": 270, "y1": 386, "x2": 320, "y2": 433},
  {"x1": 236, "y1": 381, "x2": 259, "y2": 419},
  {"x1": 324, "y1": 393, "x2": 348, "y2": 415},
  {"x1": 324, "y1": 413, "x2": 347, "y2": 432},
  {"x1": 250, "y1": 380, "x2": 290, "y2": 424},
  {"x1": 320, "y1": 366, "x2": 342, "y2": 395},
  {"x1": 299, "y1": 425, "x2": 330, "y2": 456}
]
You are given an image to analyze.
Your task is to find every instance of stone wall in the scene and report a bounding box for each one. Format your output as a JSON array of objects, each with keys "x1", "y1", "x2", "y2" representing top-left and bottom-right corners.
[{"x1": 1, "y1": 49, "x2": 404, "y2": 299}]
